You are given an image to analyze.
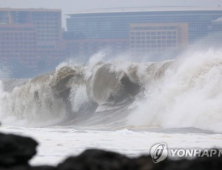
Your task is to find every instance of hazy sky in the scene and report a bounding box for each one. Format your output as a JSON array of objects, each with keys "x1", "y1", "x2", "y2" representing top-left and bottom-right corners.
[{"x1": 0, "y1": 0, "x2": 221, "y2": 27}]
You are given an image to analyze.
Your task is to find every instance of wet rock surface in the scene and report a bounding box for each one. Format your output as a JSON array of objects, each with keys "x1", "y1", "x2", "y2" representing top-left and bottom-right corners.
[
  {"x1": 0, "y1": 132, "x2": 222, "y2": 170},
  {"x1": 0, "y1": 133, "x2": 38, "y2": 168},
  {"x1": 57, "y1": 149, "x2": 152, "y2": 170}
]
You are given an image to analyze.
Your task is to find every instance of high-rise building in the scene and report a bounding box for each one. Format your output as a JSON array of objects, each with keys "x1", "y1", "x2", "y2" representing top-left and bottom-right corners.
[
  {"x1": 66, "y1": 7, "x2": 222, "y2": 56},
  {"x1": 0, "y1": 24, "x2": 37, "y2": 67},
  {"x1": 1, "y1": 7, "x2": 222, "y2": 70},
  {"x1": 130, "y1": 23, "x2": 189, "y2": 55},
  {"x1": 0, "y1": 8, "x2": 63, "y2": 68}
]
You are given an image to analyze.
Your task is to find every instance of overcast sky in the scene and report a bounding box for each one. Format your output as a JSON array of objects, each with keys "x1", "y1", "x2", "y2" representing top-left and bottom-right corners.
[{"x1": 0, "y1": 0, "x2": 221, "y2": 28}]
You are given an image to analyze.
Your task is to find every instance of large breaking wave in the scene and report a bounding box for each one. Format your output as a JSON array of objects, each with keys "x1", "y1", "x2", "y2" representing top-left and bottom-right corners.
[{"x1": 1, "y1": 48, "x2": 222, "y2": 132}]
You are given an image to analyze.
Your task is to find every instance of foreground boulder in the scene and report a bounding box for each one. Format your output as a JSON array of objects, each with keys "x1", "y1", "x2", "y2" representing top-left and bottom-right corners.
[
  {"x1": 0, "y1": 133, "x2": 38, "y2": 168},
  {"x1": 1, "y1": 131, "x2": 222, "y2": 170},
  {"x1": 57, "y1": 149, "x2": 133, "y2": 170},
  {"x1": 153, "y1": 156, "x2": 222, "y2": 170},
  {"x1": 57, "y1": 149, "x2": 153, "y2": 170},
  {"x1": 0, "y1": 165, "x2": 57, "y2": 170}
]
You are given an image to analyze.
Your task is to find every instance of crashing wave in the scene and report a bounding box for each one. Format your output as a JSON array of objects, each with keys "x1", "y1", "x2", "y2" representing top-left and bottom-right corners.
[
  {"x1": 0, "y1": 59, "x2": 172, "y2": 127},
  {"x1": 1, "y1": 49, "x2": 222, "y2": 132}
]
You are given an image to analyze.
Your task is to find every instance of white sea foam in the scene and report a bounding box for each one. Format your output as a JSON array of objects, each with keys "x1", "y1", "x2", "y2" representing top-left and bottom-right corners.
[
  {"x1": 0, "y1": 48, "x2": 222, "y2": 133},
  {"x1": 128, "y1": 49, "x2": 222, "y2": 132}
]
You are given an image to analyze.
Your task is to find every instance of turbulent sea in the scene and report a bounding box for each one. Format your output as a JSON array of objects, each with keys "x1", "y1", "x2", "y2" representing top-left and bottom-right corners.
[{"x1": 1, "y1": 48, "x2": 222, "y2": 165}]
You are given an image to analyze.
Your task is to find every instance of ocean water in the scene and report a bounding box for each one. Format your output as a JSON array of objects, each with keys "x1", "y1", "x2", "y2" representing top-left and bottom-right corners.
[{"x1": 1, "y1": 47, "x2": 222, "y2": 165}]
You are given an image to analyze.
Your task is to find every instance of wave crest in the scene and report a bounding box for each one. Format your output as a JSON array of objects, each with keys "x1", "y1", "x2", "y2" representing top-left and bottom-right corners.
[{"x1": 1, "y1": 49, "x2": 222, "y2": 133}]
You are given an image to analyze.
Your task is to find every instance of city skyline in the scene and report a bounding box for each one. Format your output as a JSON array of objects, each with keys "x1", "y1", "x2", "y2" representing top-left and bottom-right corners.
[
  {"x1": 0, "y1": 0, "x2": 222, "y2": 28},
  {"x1": 0, "y1": 5, "x2": 221, "y2": 76}
]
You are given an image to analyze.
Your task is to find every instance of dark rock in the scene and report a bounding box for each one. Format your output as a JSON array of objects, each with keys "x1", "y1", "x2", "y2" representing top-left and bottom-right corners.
[
  {"x1": 153, "y1": 156, "x2": 222, "y2": 170},
  {"x1": 0, "y1": 165, "x2": 31, "y2": 170},
  {"x1": 0, "y1": 165, "x2": 57, "y2": 170},
  {"x1": 57, "y1": 149, "x2": 134, "y2": 170},
  {"x1": 1, "y1": 131, "x2": 222, "y2": 170},
  {"x1": 32, "y1": 166, "x2": 58, "y2": 170},
  {"x1": 0, "y1": 133, "x2": 38, "y2": 168},
  {"x1": 132, "y1": 155, "x2": 154, "y2": 170}
]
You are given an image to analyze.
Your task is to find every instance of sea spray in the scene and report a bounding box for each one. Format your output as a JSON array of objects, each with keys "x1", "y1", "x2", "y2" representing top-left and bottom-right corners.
[
  {"x1": 128, "y1": 49, "x2": 222, "y2": 132},
  {"x1": 1, "y1": 49, "x2": 222, "y2": 132}
]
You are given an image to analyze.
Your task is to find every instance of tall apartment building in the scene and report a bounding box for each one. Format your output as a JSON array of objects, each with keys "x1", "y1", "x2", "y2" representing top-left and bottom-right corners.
[
  {"x1": 0, "y1": 24, "x2": 37, "y2": 66},
  {"x1": 66, "y1": 7, "x2": 222, "y2": 56},
  {"x1": 0, "y1": 8, "x2": 63, "y2": 68},
  {"x1": 1, "y1": 7, "x2": 222, "y2": 70},
  {"x1": 130, "y1": 23, "x2": 189, "y2": 55}
]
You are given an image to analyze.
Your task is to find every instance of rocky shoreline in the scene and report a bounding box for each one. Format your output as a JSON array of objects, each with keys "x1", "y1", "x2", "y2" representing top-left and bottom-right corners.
[{"x1": 0, "y1": 132, "x2": 221, "y2": 170}]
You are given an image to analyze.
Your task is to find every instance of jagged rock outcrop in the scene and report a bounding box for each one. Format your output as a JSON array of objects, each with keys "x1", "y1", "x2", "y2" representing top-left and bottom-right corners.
[
  {"x1": 57, "y1": 149, "x2": 153, "y2": 170},
  {"x1": 0, "y1": 133, "x2": 38, "y2": 168},
  {"x1": 0, "y1": 132, "x2": 222, "y2": 170}
]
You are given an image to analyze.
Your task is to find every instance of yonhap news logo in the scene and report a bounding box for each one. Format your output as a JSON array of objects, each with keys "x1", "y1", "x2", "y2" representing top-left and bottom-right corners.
[
  {"x1": 150, "y1": 143, "x2": 168, "y2": 163},
  {"x1": 150, "y1": 143, "x2": 222, "y2": 163}
]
